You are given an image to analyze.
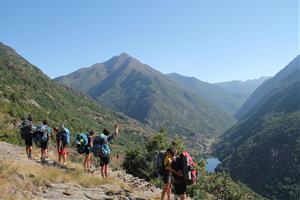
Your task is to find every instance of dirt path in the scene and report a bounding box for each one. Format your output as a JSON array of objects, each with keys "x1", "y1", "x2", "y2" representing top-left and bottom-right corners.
[{"x1": 0, "y1": 141, "x2": 161, "y2": 200}]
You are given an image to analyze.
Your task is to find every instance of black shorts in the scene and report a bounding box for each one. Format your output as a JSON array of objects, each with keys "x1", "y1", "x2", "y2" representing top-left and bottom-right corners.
[
  {"x1": 25, "y1": 136, "x2": 33, "y2": 146},
  {"x1": 40, "y1": 141, "x2": 48, "y2": 150},
  {"x1": 85, "y1": 147, "x2": 92, "y2": 155},
  {"x1": 100, "y1": 156, "x2": 110, "y2": 167},
  {"x1": 173, "y1": 182, "x2": 187, "y2": 195},
  {"x1": 163, "y1": 172, "x2": 172, "y2": 184}
]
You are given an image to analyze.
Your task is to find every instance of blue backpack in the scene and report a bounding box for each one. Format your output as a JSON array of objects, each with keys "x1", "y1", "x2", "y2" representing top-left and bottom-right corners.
[
  {"x1": 59, "y1": 128, "x2": 71, "y2": 145},
  {"x1": 34, "y1": 124, "x2": 50, "y2": 147},
  {"x1": 92, "y1": 133, "x2": 111, "y2": 157},
  {"x1": 76, "y1": 133, "x2": 88, "y2": 154}
]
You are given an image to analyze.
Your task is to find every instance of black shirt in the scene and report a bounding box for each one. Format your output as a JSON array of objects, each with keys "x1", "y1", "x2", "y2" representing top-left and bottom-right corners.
[{"x1": 171, "y1": 157, "x2": 184, "y2": 181}]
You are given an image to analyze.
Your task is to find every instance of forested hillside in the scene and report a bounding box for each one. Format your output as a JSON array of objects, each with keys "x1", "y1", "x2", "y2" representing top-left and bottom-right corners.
[
  {"x1": 55, "y1": 53, "x2": 235, "y2": 151},
  {"x1": 0, "y1": 42, "x2": 154, "y2": 150},
  {"x1": 217, "y1": 55, "x2": 300, "y2": 200}
]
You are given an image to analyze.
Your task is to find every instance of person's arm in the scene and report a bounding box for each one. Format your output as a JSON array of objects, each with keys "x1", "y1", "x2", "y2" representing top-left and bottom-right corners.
[
  {"x1": 169, "y1": 167, "x2": 183, "y2": 177},
  {"x1": 114, "y1": 124, "x2": 119, "y2": 136},
  {"x1": 88, "y1": 136, "x2": 93, "y2": 147},
  {"x1": 108, "y1": 124, "x2": 119, "y2": 141}
]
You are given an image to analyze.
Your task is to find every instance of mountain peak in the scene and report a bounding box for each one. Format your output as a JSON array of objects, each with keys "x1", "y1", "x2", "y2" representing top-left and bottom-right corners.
[{"x1": 118, "y1": 52, "x2": 131, "y2": 59}]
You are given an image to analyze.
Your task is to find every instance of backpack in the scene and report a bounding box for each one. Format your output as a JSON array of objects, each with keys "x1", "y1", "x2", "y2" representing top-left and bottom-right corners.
[
  {"x1": 156, "y1": 150, "x2": 166, "y2": 177},
  {"x1": 180, "y1": 151, "x2": 197, "y2": 185},
  {"x1": 59, "y1": 128, "x2": 71, "y2": 145},
  {"x1": 20, "y1": 120, "x2": 32, "y2": 139},
  {"x1": 34, "y1": 124, "x2": 49, "y2": 147},
  {"x1": 92, "y1": 133, "x2": 111, "y2": 157},
  {"x1": 76, "y1": 133, "x2": 88, "y2": 154}
]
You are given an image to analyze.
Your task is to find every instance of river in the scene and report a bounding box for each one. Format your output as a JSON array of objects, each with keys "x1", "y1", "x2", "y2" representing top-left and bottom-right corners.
[{"x1": 205, "y1": 157, "x2": 221, "y2": 172}]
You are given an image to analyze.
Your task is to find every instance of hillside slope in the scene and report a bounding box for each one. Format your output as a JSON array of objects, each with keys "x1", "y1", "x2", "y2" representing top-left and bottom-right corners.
[
  {"x1": 0, "y1": 42, "x2": 154, "y2": 150},
  {"x1": 55, "y1": 54, "x2": 234, "y2": 142},
  {"x1": 0, "y1": 140, "x2": 264, "y2": 200},
  {"x1": 0, "y1": 141, "x2": 162, "y2": 199},
  {"x1": 216, "y1": 56, "x2": 300, "y2": 199},
  {"x1": 235, "y1": 56, "x2": 299, "y2": 120},
  {"x1": 215, "y1": 77, "x2": 269, "y2": 108},
  {"x1": 166, "y1": 73, "x2": 264, "y2": 115}
]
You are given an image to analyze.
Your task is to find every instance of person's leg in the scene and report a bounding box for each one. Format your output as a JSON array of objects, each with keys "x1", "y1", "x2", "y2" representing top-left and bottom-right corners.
[
  {"x1": 28, "y1": 145, "x2": 33, "y2": 159},
  {"x1": 84, "y1": 155, "x2": 88, "y2": 171},
  {"x1": 41, "y1": 148, "x2": 43, "y2": 159},
  {"x1": 45, "y1": 147, "x2": 48, "y2": 158},
  {"x1": 86, "y1": 153, "x2": 90, "y2": 171},
  {"x1": 100, "y1": 157, "x2": 105, "y2": 178},
  {"x1": 100, "y1": 166, "x2": 105, "y2": 178},
  {"x1": 167, "y1": 183, "x2": 171, "y2": 200},
  {"x1": 179, "y1": 194, "x2": 186, "y2": 200},
  {"x1": 104, "y1": 164, "x2": 109, "y2": 178},
  {"x1": 63, "y1": 148, "x2": 67, "y2": 165},
  {"x1": 161, "y1": 183, "x2": 169, "y2": 200}
]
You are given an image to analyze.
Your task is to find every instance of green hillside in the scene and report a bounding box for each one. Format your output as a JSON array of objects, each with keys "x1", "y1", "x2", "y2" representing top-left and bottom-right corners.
[
  {"x1": 235, "y1": 56, "x2": 299, "y2": 120},
  {"x1": 0, "y1": 42, "x2": 154, "y2": 150},
  {"x1": 55, "y1": 54, "x2": 235, "y2": 147},
  {"x1": 216, "y1": 56, "x2": 300, "y2": 199}
]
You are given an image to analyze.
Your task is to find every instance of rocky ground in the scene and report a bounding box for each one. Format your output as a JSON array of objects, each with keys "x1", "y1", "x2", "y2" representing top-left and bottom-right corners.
[{"x1": 0, "y1": 141, "x2": 161, "y2": 200}]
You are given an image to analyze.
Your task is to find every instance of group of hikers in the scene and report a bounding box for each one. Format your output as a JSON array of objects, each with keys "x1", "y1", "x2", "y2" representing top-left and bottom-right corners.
[
  {"x1": 158, "y1": 148, "x2": 197, "y2": 200},
  {"x1": 20, "y1": 115, "x2": 196, "y2": 199},
  {"x1": 20, "y1": 115, "x2": 119, "y2": 178}
]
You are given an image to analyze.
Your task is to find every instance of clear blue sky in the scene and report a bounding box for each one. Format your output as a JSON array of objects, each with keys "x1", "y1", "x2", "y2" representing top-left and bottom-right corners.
[{"x1": 0, "y1": 0, "x2": 299, "y2": 83}]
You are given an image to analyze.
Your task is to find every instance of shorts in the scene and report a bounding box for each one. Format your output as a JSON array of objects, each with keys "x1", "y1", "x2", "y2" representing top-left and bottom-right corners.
[
  {"x1": 25, "y1": 136, "x2": 33, "y2": 147},
  {"x1": 40, "y1": 141, "x2": 48, "y2": 150},
  {"x1": 85, "y1": 147, "x2": 92, "y2": 155},
  {"x1": 100, "y1": 156, "x2": 110, "y2": 167},
  {"x1": 163, "y1": 172, "x2": 172, "y2": 184},
  {"x1": 173, "y1": 182, "x2": 187, "y2": 195}
]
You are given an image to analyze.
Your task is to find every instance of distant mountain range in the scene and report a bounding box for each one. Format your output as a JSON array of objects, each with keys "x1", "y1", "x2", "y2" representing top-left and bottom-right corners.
[
  {"x1": 0, "y1": 42, "x2": 154, "y2": 149},
  {"x1": 216, "y1": 55, "x2": 300, "y2": 199},
  {"x1": 167, "y1": 73, "x2": 269, "y2": 115},
  {"x1": 55, "y1": 53, "x2": 235, "y2": 148},
  {"x1": 235, "y1": 57, "x2": 299, "y2": 120}
]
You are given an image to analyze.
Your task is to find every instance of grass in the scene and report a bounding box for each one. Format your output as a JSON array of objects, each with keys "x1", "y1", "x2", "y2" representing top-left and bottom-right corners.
[{"x1": 0, "y1": 149, "x2": 135, "y2": 199}]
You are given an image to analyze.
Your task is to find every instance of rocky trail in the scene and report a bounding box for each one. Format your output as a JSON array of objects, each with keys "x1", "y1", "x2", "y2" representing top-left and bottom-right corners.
[{"x1": 0, "y1": 141, "x2": 161, "y2": 200}]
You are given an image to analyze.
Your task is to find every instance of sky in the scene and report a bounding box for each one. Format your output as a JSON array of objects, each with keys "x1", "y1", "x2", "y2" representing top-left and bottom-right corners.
[{"x1": 0, "y1": 0, "x2": 299, "y2": 83}]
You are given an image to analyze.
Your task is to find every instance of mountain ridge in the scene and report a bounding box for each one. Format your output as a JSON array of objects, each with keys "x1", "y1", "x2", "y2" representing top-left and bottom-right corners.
[
  {"x1": 235, "y1": 55, "x2": 299, "y2": 119},
  {"x1": 166, "y1": 73, "x2": 268, "y2": 116},
  {"x1": 0, "y1": 42, "x2": 155, "y2": 153},
  {"x1": 216, "y1": 55, "x2": 300, "y2": 199},
  {"x1": 55, "y1": 53, "x2": 235, "y2": 153}
]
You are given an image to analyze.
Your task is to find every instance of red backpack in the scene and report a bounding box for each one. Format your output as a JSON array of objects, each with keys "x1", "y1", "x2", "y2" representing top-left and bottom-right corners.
[{"x1": 180, "y1": 151, "x2": 197, "y2": 185}]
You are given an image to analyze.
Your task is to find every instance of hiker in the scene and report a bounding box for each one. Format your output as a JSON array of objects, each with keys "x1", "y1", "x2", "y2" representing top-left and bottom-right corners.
[
  {"x1": 35, "y1": 120, "x2": 51, "y2": 161},
  {"x1": 170, "y1": 155, "x2": 187, "y2": 200},
  {"x1": 98, "y1": 124, "x2": 119, "y2": 178},
  {"x1": 161, "y1": 148, "x2": 175, "y2": 200},
  {"x1": 84, "y1": 129, "x2": 95, "y2": 172},
  {"x1": 56, "y1": 124, "x2": 71, "y2": 165},
  {"x1": 20, "y1": 115, "x2": 36, "y2": 159}
]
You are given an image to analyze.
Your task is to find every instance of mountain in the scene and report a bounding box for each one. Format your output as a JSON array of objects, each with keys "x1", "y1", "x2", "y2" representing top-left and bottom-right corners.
[
  {"x1": 216, "y1": 55, "x2": 300, "y2": 199},
  {"x1": 215, "y1": 77, "x2": 270, "y2": 105},
  {"x1": 166, "y1": 73, "x2": 266, "y2": 115},
  {"x1": 235, "y1": 57, "x2": 299, "y2": 120},
  {"x1": 0, "y1": 42, "x2": 154, "y2": 150},
  {"x1": 55, "y1": 53, "x2": 235, "y2": 150}
]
